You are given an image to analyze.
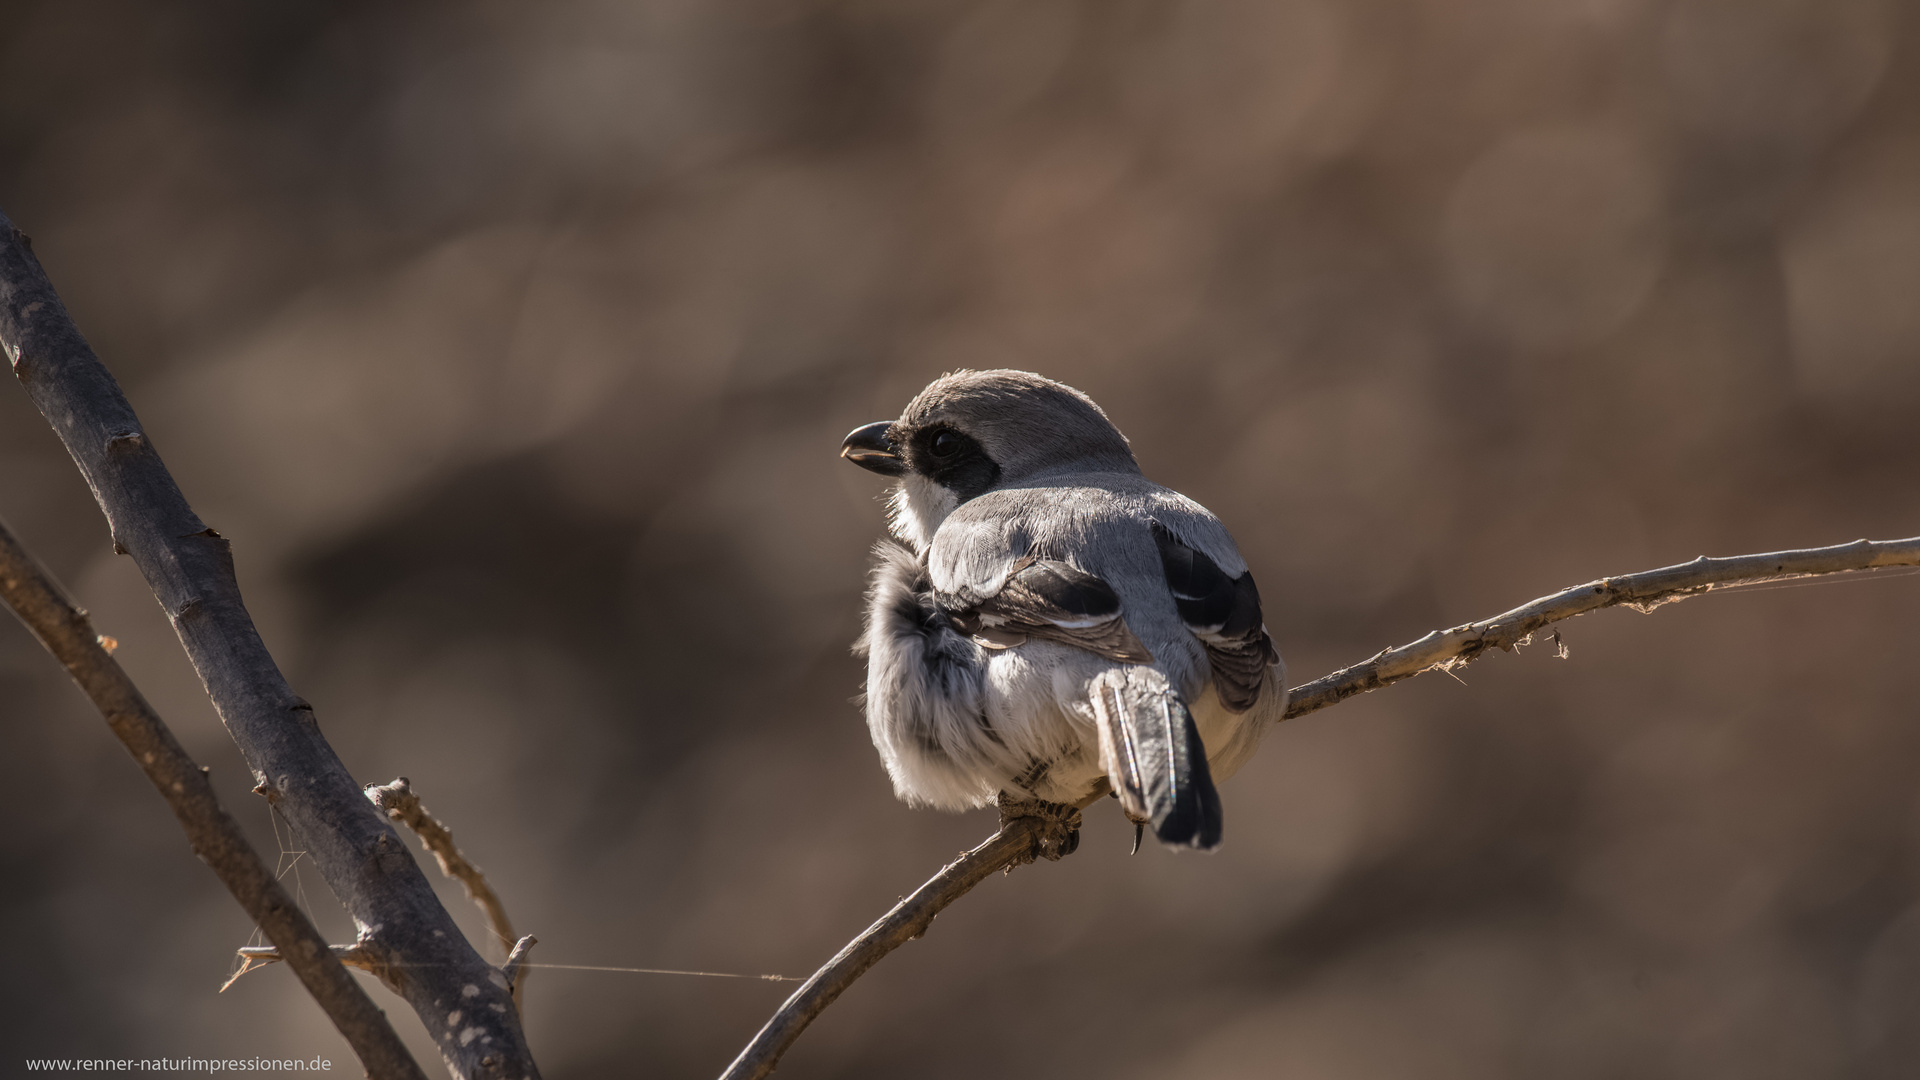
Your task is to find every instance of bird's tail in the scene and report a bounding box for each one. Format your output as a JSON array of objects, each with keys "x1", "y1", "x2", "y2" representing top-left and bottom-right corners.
[{"x1": 1090, "y1": 667, "x2": 1222, "y2": 850}]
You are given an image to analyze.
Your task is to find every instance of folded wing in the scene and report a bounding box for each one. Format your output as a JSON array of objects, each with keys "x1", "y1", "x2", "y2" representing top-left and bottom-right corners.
[
  {"x1": 943, "y1": 556, "x2": 1154, "y2": 664},
  {"x1": 1152, "y1": 523, "x2": 1279, "y2": 712}
]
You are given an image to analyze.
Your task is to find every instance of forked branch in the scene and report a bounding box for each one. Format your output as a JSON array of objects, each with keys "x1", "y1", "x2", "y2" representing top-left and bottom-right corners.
[
  {"x1": 0, "y1": 208, "x2": 540, "y2": 1079},
  {"x1": 0, "y1": 518, "x2": 426, "y2": 1080},
  {"x1": 241, "y1": 779, "x2": 532, "y2": 1012},
  {"x1": 365, "y1": 777, "x2": 520, "y2": 960},
  {"x1": 723, "y1": 535, "x2": 1920, "y2": 1080},
  {"x1": 366, "y1": 777, "x2": 527, "y2": 1009}
]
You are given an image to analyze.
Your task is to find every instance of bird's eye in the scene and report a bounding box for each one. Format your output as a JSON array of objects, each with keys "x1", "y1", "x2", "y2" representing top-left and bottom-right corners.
[{"x1": 930, "y1": 430, "x2": 961, "y2": 458}]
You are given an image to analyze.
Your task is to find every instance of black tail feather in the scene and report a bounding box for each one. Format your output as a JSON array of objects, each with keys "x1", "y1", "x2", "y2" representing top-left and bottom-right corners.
[
  {"x1": 1149, "y1": 695, "x2": 1222, "y2": 849},
  {"x1": 1092, "y1": 669, "x2": 1224, "y2": 851}
]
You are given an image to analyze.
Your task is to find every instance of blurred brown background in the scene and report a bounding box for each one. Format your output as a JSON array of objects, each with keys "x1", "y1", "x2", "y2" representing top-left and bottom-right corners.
[{"x1": 4, "y1": 1, "x2": 1920, "y2": 1076}]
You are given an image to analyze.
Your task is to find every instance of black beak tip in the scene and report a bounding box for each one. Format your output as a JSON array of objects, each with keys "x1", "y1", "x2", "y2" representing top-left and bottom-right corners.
[{"x1": 841, "y1": 421, "x2": 905, "y2": 476}]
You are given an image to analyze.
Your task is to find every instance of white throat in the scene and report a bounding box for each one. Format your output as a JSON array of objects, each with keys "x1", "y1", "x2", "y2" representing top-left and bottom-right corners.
[{"x1": 887, "y1": 475, "x2": 960, "y2": 553}]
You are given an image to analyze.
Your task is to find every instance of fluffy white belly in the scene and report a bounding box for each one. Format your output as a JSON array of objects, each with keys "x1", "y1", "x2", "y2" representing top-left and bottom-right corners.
[{"x1": 982, "y1": 645, "x2": 1268, "y2": 806}]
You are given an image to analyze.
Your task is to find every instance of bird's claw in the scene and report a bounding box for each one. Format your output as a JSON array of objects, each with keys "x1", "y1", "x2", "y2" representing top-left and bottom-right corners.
[{"x1": 995, "y1": 795, "x2": 1083, "y2": 865}]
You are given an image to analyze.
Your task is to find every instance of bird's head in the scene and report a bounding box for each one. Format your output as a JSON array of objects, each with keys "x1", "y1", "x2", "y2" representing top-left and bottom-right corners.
[{"x1": 840, "y1": 369, "x2": 1138, "y2": 549}]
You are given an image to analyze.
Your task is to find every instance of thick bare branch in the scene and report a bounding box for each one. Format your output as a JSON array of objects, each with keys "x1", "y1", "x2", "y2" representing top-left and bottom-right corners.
[
  {"x1": 1283, "y1": 536, "x2": 1920, "y2": 719},
  {"x1": 0, "y1": 518, "x2": 426, "y2": 1080},
  {"x1": 724, "y1": 535, "x2": 1920, "y2": 1079},
  {"x1": 0, "y1": 209, "x2": 539, "y2": 1080}
]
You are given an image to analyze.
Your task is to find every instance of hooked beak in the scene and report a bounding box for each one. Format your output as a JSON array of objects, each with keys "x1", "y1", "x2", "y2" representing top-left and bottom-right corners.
[{"x1": 840, "y1": 421, "x2": 905, "y2": 476}]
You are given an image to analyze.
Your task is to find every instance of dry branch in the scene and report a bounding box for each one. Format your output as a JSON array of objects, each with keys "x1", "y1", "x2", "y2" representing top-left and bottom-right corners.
[
  {"x1": 241, "y1": 779, "x2": 531, "y2": 1013},
  {"x1": 245, "y1": 934, "x2": 538, "y2": 1006},
  {"x1": 721, "y1": 807, "x2": 1080, "y2": 1080},
  {"x1": 366, "y1": 778, "x2": 525, "y2": 1005},
  {"x1": 239, "y1": 942, "x2": 381, "y2": 975},
  {"x1": 1282, "y1": 536, "x2": 1920, "y2": 719},
  {"x1": 0, "y1": 518, "x2": 427, "y2": 1080},
  {"x1": 723, "y1": 535, "x2": 1920, "y2": 1080},
  {"x1": 501, "y1": 936, "x2": 537, "y2": 996},
  {"x1": 0, "y1": 209, "x2": 540, "y2": 1080},
  {"x1": 366, "y1": 778, "x2": 519, "y2": 956}
]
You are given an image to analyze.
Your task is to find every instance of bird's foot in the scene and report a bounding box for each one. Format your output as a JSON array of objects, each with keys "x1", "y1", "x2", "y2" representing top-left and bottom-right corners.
[{"x1": 995, "y1": 794, "x2": 1083, "y2": 865}]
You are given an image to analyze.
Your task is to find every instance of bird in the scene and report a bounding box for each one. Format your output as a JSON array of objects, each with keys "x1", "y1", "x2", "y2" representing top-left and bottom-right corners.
[{"x1": 841, "y1": 369, "x2": 1283, "y2": 851}]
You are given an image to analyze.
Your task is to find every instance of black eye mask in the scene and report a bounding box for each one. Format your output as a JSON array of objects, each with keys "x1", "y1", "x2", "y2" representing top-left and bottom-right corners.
[{"x1": 911, "y1": 426, "x2": 1000, "y2": 503}]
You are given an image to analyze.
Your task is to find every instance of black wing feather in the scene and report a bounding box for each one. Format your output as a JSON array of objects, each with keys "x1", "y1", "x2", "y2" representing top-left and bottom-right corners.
[{"x1": 1152, "y1": 524, "x2": 1278, "y2": 712}]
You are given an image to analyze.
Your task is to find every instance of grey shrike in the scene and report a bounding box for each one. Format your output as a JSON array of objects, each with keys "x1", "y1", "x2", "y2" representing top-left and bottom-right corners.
[{"x1": 841, "y1": 370, "x2": 1283, "y2": 851}]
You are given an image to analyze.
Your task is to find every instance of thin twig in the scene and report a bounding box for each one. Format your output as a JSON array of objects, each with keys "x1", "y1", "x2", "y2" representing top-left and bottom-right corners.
[
  {"x1": 502, "y1": 936, "x2": 537, "y2": 996},
  {"x1": 365, "y1": 779, "x2": 519, "y2": 955},
  {"x1": 720, "y1": 802, "x2": 1081, "y2": 1080},
  {"x1": 1282, "y1": 536, "x2": 1920, "y2": 719},
  {"x1": 237, "y1": 943, "x2": 381, "y2": 975},
  {"x1": 0, "y1": 518, "x2": 426, "y2": 1080},
  {"x1": 365, "y1": 777, "x2": 527, "y2": 1009},
  {"x1": 0, "y1": 208, "x2": 540, "y2": 1079},
  {"x1": 721, "y1": 535, "x2": 1920, "y2": 1079}
]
